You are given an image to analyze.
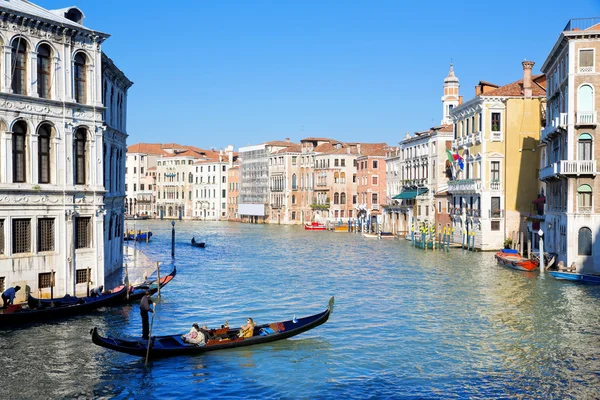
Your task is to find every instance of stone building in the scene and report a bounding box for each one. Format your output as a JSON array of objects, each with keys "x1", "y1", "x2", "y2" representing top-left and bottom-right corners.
[{"x1": 0, "y1": 1, "x2": 130, "y2": 298}]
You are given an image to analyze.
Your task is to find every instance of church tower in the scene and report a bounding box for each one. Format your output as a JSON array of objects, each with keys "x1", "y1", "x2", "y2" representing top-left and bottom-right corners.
[{"x1": 441, "y1": 63, "x2": 460, "y2": 125}]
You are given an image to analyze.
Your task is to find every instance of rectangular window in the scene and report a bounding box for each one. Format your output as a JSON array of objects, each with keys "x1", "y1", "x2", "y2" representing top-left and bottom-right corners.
[
  {"x1": 491, "y1": 197, "x2": 501, "y2": 218},
  {"x1": 76, "y1": 217, "x2": 91, "y2": 249},
  {"x1": 334, "y1": 159, "x2": 339, "y2": 167},
  {"x1": 0, "y1": 277, "x2": 4, "y2": 293},
  {"x1": 140, "y1": 184, "x2": 145, "y2": 191},
  {"x1": 341, "y1": 159, "x2": 346, "y2": 167},
  {"x1": 0, "y1": 220, "x2": 3, "y2": 255},
  {"x1": 491, "y1": 161, "x2": 500, "y2": 181},
  {"x1": 372, "y1": 176, "x2": 378, "y2": 185},
  {"x1": 491, "y1": 112, "x2": 501, "y2": 131},
  {"x1": 38, "y1": 218, "x2": 55, "y2": 252},
  {"x1": 133, "y1": 184, "x2": 137, "y2": 192},
  {"x1": 353, "y1": 195, "x2": 357, "y2": 204},
  {"x1": 38, "y1": 271, "x2": 55, "y2": 289},
  {"x1": 425, "y1": 205, "x2": 429, "y2": 216},
  {"x1": 141, "y1": 167, "x2": 144, "y2": 174},
  {"x1": 134, "y1": 167, "x2": 137, "y2": 174},
  {"x1": 418, "y1": 205, "x2": 422, "y2": 215},
  {"x1": 222, "y1": 189, "x2": 226, "y2": 198},
  {"x1": 12, "y1": 218, "x2": 31, "y2": 254},
  {"x1": 76, "y1": 268, "x2": 90, "y2": 284},
  {"x1": 491, "y1": 221, "x2": 500, "y2": 231},
  {"x1": 438, "y1": 201, "x2": 442, "y2": 213},
  {"x1": 372, "y1": 193, "x2": 378, "y2": 204},
  {"x1": 292, "y1": 156, "x2": 297, "y2": 165},
  {"x1": 580, "y1": 49, "x2": 594, "y2": 72}
]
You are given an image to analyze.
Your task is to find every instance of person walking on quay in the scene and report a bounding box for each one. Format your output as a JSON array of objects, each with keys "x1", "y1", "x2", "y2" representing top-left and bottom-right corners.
[
  {"x1": 140, "y1": 291, "x2": 154, "y2": 340},
  {"x1": 2, "y1": 286, "x2": 21, "y2": 308}
]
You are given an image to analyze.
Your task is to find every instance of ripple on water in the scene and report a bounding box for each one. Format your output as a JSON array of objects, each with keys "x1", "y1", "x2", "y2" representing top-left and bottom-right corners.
[{"x1": 2, "y1": 221, "x2": 600, "y2": 399}]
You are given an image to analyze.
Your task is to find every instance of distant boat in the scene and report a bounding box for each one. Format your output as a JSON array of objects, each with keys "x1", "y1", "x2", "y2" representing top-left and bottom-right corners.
[
  {"x1": 125, "y1": 214, "x2": 149, "y2": 220},
  {"x1": 494, "y1": 249, "x2": 538, "y2": 271},
  {"x1": 363, "y1": 232, "x2": 395, "y2": 239},
  {"x1": 305, "y1": 222, "x2": 326, "y2": 231},
  {"x1": 549, "y1": 271, "x2": 600, "y2": 284},
  {"x1": 125, "y1": 230, "x2": 152, "y2": 242},
  {"x1": 191, "y1": 237, "x2": 206, "y2": 248},
  {"x1": 91, "y1": 297, "x2": 334, "y2": 359}
]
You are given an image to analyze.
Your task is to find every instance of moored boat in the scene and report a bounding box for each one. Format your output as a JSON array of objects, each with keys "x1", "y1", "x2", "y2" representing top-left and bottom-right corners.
[
  {"x1": 123, "y1": 266, "x2": 178, "y2": 302},
  {"x1": 91, "y1": 297, "x2": 334, "y2": 359},
  {"x1": 1, "y1": 285, "x2": 128, "y2": 327},
  {"x1": 191, "y1": 237, "x2": 206, "y2": 248},
  {"x1": 549, "y1": 271, "x2": 600, "y2": 284},
  {"x1": 305, "y1": 222, "x2": 326, "y2": 231},
  {"x1": 494, "y1": 249, "x2": 539, "y2": 271},
  {"x1": 124, "y1": 230, "x2": 153, "y2": 242}
]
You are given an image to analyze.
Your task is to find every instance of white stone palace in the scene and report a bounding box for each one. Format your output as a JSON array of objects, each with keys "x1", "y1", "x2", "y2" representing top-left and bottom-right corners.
[{"x1": 0, "y1": 1, "x2": 131, "y2": 300}]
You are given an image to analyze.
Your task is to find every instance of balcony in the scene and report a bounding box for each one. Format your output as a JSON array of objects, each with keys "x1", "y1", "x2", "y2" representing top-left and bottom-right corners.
[
  {"x1": 576, "y1": 111, "x2": 597, "y2": 126},
  {"x1": 541, "y1": 113, "x2": 567, "y2": 142},
  {"x1": 474, "y1": 132, "x2": 482, "y2": 144},
  {"x1": 372, "y1": 204, "x2": 380, "y2": 211},
  {"x1": 447, "y1": 179, "x2": 482, "y2": 194},
  {"x1": 489, "y1": 181, "x2": 502, "y2": 192},
  {"x1": 489, "y1": 209, "x2": 504, "y2": 219},
  {"x1": 578, "y1": 206, "x2": 592, "y2": 214},
  {"x1": 270, "y1": 203, "x2": 283, "y2": 209},
  {"x1": 540, "y1": 160, "x2": 597, "y2": 181}
]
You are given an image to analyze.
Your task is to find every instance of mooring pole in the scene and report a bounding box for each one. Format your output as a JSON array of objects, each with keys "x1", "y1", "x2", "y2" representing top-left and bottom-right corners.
[{"x1": 171, "y1": 220, "x2": 175, "y2": 258}]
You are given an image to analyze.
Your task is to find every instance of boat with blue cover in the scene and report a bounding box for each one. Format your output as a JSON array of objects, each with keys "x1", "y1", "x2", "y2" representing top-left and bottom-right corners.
[{"x1": 549, "y1": 271, "x2": 600, "y2": 284}]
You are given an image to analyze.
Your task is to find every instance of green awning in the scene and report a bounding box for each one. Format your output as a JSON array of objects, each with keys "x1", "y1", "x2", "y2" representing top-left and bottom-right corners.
[{"x1": 392, "y1": 188, "x2": 428, "y2": 200}]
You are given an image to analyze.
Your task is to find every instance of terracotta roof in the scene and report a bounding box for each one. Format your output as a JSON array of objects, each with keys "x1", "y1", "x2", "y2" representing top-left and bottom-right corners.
[
  {"x1": 147, "y1": 166, "x2": 157, "y2": 171},
  {"x1": 586, "y1": 23, "x2": 600, "y2": 31},
  {"x1": 265, "y1": 140, "x2": 295, "y2": 147},
  {"x1": 314, "y1": 143, "x2": 335, "y2": 153},
  {"x1": 272, "y1": 144, "x2": 303, "y2": 154},
  {"x1": 127, "y1": 143, "x2": 168, "y2": 155},
  {"x1": 481, "y1": 74, "x2": 546, "y2": 97}
]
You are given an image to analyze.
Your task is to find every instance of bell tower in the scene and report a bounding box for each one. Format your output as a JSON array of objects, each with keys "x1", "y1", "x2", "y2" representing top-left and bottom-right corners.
[{"x1": 441, "y1": 63, "x2": 460, "y2": 125}]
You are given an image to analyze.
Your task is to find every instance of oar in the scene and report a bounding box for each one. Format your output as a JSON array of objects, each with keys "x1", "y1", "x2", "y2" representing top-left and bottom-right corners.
[{"x1": 145, "y1": 302, "x2": 156, "y2": 365}]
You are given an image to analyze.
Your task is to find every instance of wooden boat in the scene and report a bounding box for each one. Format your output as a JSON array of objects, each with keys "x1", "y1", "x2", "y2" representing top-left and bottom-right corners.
[
  {"x1": 91, "y1": 297, "x2": 334, "y2": 359},
  {"x1": 191, "y1": 237, "x2": 206, "y2": 248},
  {"x1": 494, "y1": 249, "x2": 539, "y2": 271},
  {"x1": 304, "y1": 222, "x2": 326, "y2": 231},
  {"x1": 549, "y1": 271, "x2": 600, "y2": 284},
  {"x1": 363, "y1": 232, "x2": 395, "y2": 239},
  {"x1": 0, "y1": 285, "x2": 128, "y2": 327},
  {"x1": 125, "y1": 214, "x2": 149, "y2": 221},
  {"x1": 124, "y1": 230, "x2": 153, "y2": 242},
  {"x1": 126, "y1": 266, "x2": 177, "y2": 301}
]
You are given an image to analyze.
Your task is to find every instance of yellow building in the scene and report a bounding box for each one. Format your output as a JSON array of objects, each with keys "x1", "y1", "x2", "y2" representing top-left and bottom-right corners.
[{"x1": 448, "y1": 61, "x2": 546, "y2": 250}]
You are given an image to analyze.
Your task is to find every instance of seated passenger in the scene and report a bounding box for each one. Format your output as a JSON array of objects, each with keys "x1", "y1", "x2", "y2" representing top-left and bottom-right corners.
[
  {"x1": 238, "y1": 318, "x2": 256, "y2": 338},
  {"x1": 181, "y1": 323, "x2": 206, "y2": 345}
]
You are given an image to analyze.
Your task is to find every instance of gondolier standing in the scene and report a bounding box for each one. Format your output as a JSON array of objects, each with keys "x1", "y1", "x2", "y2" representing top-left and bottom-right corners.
[{"x1": 140, "y1": 291, "x2": 154, "y2": 339}]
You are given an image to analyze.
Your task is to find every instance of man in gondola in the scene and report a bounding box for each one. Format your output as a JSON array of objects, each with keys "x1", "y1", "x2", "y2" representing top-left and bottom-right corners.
[
  {"x1": 2, "y1": 285, "x2": 21, "y2": 308},
  {"x1": 140, "y1": 291, "x2": 154, "y2": 340}
]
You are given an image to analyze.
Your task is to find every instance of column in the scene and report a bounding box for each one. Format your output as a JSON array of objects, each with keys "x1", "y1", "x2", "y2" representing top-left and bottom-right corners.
[
  {"x1": 0, "y1": 131, "x2": 8, "y2": 183},
  {"x1": 29, "y1": 51, "x2": 38, "y2": 97},
  {"x1": 3, "y1": 46, "x2": 12, "y2": 92},
  {"x1": 52, "y1": 56, "x2": 60, "y2": 100},
  {"x1": 30, "y1": 133, "x2": 38, "y2": 184}
]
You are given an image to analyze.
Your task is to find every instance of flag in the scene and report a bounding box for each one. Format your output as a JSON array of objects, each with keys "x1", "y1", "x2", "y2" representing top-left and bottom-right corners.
[
  {"x1": 446, "y1": 149, "x2": 454, "y2": 165},
  {"x1": 453, "y1": 153, "x2": 464, "y2": 170}
]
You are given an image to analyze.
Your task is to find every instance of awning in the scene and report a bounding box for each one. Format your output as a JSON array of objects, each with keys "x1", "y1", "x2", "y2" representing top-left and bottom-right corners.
[{"x1": 392, "y1": 188, "x2": 429, "y2": 200}]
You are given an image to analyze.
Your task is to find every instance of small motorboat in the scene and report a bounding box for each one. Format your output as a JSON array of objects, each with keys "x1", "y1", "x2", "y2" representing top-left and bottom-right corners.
[
  {"x1": 1, "y1": 286, "x2": 128, "y2": 327},
  {"x1": 91, "y1": 297, "x2": 334, "y2": 359},
  {"x1": 191, "y1": 237, "x2": 206, "y2": 248},
  {"x1": 494, "y1": 249, "x2": 539, "y2": 271},
  {"x1": 304, "y1": 222, "x2": 326, "y2": 231},
  {"x1": 125, "y1": 230, "x2": 153, "y2": 242},
  {"x1": 549, "y1": 271, "x2": 600, "y2": 284}
]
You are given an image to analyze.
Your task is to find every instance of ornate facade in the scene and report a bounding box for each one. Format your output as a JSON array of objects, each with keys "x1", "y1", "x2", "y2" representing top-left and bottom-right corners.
[{"x1": 0, "y1": 1, "x2": 131, "y2": 299}]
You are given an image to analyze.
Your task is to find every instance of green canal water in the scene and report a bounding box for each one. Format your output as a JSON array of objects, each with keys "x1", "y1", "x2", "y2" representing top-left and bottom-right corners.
[{"x1": 1, "y1": 221, "x2": 599, "y2": 399}]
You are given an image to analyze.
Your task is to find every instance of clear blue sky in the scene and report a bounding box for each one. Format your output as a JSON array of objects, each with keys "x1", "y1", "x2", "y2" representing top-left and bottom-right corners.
[{"x1": 42, "y1": 1, "x2": 600, "y2": 149}]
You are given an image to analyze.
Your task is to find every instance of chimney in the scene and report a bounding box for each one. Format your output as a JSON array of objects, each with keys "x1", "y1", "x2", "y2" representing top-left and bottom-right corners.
[
  {"x1": 459, "y1": 96, "x2": 463, "y2": 105},
  {"x1": 357, "y1": 144, "x2": 361, "y2": 154},
  {"x1": 286, "y1": 138, "x2": 290, "y2": 143},
  {"x1": 475, "y1": 85, "x2": 482, "y2": 96},
  {"x1": 522, "y1": 60, "x2": 535, "y2": 98}
]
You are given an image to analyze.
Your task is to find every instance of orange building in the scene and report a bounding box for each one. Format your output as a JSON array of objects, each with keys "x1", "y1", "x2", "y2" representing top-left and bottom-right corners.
[
  {"x1": 355, "y1": 144, "x2": 391, "y2": 230},
  {"x1": 227, "y1": 165, "x2": 240, "y2": 221}
]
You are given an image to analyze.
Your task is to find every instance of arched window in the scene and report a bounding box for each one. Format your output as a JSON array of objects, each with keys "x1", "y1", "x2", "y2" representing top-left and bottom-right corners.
[
  {"x1": 578, "y1": 133, "x2": 593, "y2": 161},
  {"x1": 334, "y1": 172, "x2": 339, "y2": 183},
  {"x1": 340, "y1": 192, "x2": 346, "y2": 204},
  {"x1": 292, "y1": 174, "x2": 297, "y2": 190},
  {"x1": 340, "y1": 172, "x2": 346, "y2": 183},
  {"x1": 74, "y1": 53, "x2": 87, "y2": 103},
  {"x1": 37, "y1": 44, "x2": 52, "y2": 98},
  {"x1": 74, "y1": 128, "x2": 87, "y2": 184},
  {"x1": 577, "y1": 184, "x2": 592, "y2": 212},
  {"x1": 578, "y1": 227, "x2": 592, "y2": 256},
  {"x1": 11, "y1": 39, "x2": 28, "y2": 95},
  {"x1": 12, "y1": 121, "x2": 27, "y2": 182},
  {"x1": 334, "y1": 192, "x2": 340, "y2": 204},
  {"x1": 578, "y1": 84, "x2": 594, "y2": 112},
  {"x1": 38, "y1": 124, "x2": 52, "y2": 183}
]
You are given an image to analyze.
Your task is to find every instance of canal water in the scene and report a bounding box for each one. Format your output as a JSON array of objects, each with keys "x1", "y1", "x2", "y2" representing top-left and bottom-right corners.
[{"x1": 1, "y1": 221, "x2": 600, "y2": 399}]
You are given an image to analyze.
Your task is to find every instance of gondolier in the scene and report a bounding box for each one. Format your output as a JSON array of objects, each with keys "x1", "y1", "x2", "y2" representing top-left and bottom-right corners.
[
  {"x1": 140, "y1": 291, "x2": 154, "y2": 340},
  {"x1": 2, "y1": 286, "x2": 21, "y2": 308}
]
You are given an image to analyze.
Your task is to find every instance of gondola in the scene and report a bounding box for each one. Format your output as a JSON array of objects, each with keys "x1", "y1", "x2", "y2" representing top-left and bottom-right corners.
[
  {"x1": 0, "y1": 285, "x2": 128, "y2": 327},
  {"x1": 191, "y1": 237, "x2": 206, "y2": 248},
  {"x1": 27, "y1": 267, "x2": 177, "y2": 307},
  {"x1": 91, "y1": 297, "x2": 334, "y2": 359}
]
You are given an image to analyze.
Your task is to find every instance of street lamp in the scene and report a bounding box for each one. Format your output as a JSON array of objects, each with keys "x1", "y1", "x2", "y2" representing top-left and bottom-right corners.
[{"x1": 538, "y1": 229, "x2": 545, "y2": 273}]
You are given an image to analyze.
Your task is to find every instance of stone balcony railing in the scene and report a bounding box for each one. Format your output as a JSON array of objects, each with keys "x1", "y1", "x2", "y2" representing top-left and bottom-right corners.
[
  {"x1": 578, "y1": 206, "x2": 592, "y2": 214},
  {"x1": 541, "y1": 113, "x2": 567, "y2": 142},
  {"x1": 447, "y1": 179, "x2": 482, "y2": 194},
  {"x1": 540, "y1": 160, "x2": 597, "y2": 180},
  {"x1": 576, "y1": 111, "x2": 597, "y2": 126},
  {"x1": 489, "y1": 181, "x2": 502, "y2": 191}
]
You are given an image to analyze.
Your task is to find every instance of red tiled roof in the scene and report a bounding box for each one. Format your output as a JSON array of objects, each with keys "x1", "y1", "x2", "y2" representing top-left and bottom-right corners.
[
  {"x1": 272, "y1": 144, "x2": 303, "y2": 154},
  {"x1": 480, "y1": 74, "x2": 546, "y2": 97},
  {"x1": 127, "y1": 143, "x2": 168, "y2": 155}
]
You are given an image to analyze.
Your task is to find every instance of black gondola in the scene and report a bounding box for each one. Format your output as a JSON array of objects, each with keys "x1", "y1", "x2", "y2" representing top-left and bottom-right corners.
[
  {"x1": 0, "y1": 285, "x2": 128, "y2": 327},
  {"x1": 91, "y1": 297, "x2": 334, "y2": 358},
  {"x1": 191, "y1": 237, "x2": 205, "y2": 248},
  {"x1": 27, "y1": 267, "x2": 177, "y2": 307}
]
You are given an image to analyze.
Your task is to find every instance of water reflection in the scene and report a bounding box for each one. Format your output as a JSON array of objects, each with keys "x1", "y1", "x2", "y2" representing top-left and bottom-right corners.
[{"x1": 1, "y1": 221, "x2": 600, "y2": 398}]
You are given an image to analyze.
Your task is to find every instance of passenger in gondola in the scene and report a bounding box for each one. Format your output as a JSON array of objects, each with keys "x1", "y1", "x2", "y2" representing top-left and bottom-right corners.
[
  {"x1": 90, "y1": 285, "x2": 104, "y2": 298},
  {"x1": 238, "y1": 317, "x2": 256, "y2": 338},
  {"x1": 181, "y1": 323, "x2": 207, "y2": 345},
  {"x1": 1, "y1": 285, "x2": 21, "y2": 308}
]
